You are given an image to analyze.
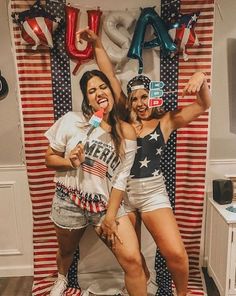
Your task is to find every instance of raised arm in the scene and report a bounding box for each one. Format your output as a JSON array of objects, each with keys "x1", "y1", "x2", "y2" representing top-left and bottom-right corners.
[
  {"x1": 77, "y1": 27, "x2": 127, "y2": 105},
  {"x1": 167, "y1": 72, "x2": 211, "y2": 132}
]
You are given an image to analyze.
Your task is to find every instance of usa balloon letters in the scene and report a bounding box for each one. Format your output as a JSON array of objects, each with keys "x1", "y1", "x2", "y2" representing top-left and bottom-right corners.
[
  {"x1": 64, "y1": 6, "x2": 199, "y2": 74},
  {"x1": 65, "y1": 6, "x2": 178, "y2": 74}
]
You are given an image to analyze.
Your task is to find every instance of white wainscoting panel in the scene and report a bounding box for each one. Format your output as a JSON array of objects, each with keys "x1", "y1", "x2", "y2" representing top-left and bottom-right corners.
[
  {"x1": 0, "y1": 165, "x2": 33, "y2": 276},
  {"x1": 0, "y1": 181, "x2": 22, "y2": 255}
]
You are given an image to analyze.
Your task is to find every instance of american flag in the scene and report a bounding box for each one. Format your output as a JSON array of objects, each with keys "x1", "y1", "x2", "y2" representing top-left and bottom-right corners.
[
  {"x1": 11, "y1": 0, "x2": 81, "y2": 294},
  {"x1": 10, "y1": 0, "x2": 215, "y2": 295},
  {"x1": 160, "y1": 0, "x2": 215, "y2": 295},
  {"x1": 82, "y1": 157, "x2": 108, "y2": 179}
]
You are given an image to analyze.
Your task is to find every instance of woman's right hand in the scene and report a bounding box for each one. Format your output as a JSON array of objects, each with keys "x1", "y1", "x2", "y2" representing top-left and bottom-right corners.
[
  {"x1": 69, "y1": 143, "x2": 85, "y2": 168},
  {"x1": 76, "y1": 27, "x2": 99, "y2": 44}
]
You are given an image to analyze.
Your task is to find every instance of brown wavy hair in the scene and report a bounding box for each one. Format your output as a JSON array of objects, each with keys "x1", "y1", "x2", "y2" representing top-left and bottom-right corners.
[{"x1": 80, "y1": 70, "x2": 124, "y2": 156}]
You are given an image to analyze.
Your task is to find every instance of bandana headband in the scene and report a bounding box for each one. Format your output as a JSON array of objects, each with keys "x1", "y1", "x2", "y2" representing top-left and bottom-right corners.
[
  {"x1": 130, "y1": 84, "x2": 146, "y2": 91},
  {"x1": 127, "y1": 75, "x2": 151, "y2": 95}
]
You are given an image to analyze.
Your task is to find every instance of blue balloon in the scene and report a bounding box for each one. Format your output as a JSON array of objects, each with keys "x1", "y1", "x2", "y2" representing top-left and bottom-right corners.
[{"x1": 128, "y1": 7, "x2": 177, "y2": 74}]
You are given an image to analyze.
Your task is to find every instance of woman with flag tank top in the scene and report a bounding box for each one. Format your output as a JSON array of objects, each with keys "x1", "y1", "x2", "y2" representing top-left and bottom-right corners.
[
  {"x1": 45, "y1": 69, "x2": 148, "y2": 295},
  {"x1": 77, "y1": 28, "x2": 212, "y2": 296}
]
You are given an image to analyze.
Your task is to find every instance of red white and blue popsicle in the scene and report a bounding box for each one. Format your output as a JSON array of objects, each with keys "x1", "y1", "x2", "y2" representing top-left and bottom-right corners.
[
  {"x1": 81, "y1": 108, "x2": 105, "y2": 144},
  {"x1": 88, "y1": 108, "x2": 104, "y2": 128}
]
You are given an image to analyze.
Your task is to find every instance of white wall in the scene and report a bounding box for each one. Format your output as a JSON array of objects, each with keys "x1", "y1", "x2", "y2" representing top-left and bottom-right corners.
[
  {"x1": 210, "y1": 0, "x2": 236, "y2": 159},
  {"x1": 0, "y1": 0, "x2": 24, "y2": 165}
]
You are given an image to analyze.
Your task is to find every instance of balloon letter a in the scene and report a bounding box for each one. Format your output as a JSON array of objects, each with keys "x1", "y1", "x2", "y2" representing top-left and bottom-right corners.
[
  {"x1": 128, "y1": 7, "x2": 177, "y2": 74},
  {"x1": 65, "y1": 6, "x2": 102, "y2": 75}
]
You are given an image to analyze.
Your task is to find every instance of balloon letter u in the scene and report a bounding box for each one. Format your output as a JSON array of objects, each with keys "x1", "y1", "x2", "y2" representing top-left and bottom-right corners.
[{"x1": 65, "y1": 6, "x2": 102, "y2": 75}]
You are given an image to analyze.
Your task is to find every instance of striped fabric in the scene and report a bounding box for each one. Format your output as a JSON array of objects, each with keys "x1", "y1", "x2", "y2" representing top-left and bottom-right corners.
[
  {"x1": 10, "y1": 0, "x2": 69, "y2": 295},
  {"x1": 10, "y1": 0, "x2": 214, "y2": 295},
  {"x1": 175, "y1": 0, "x2": 214, "y2": 294}
]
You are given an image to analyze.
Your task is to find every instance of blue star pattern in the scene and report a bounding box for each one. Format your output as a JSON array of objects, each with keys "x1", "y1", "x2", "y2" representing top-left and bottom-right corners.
[
  {"x1": 153, "y1": 1, "x2": 180, "y2": 295},
  {"x1": 46, "y1": 0, "x2": 79, "y2": 291},
  {"x1": 130, "y1": 123, "x2": 166, "y2": 179},
  {"x1": 67, "y1": 249, "x2": 80, "y2": 289},
  {"x1": 46, "y1": 0, "x2": 72, "y2": 120}
]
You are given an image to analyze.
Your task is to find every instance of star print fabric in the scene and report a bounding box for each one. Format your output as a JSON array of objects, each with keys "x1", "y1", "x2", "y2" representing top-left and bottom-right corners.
[{"x1": 130, "y1": 122, "x2": 165, "y2": 178}]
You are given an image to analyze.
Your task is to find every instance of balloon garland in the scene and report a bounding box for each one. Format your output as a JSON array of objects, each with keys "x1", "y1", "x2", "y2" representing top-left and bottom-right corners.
[{"x1": 11, "y1": 1, "x2": 202, "y2": 74}]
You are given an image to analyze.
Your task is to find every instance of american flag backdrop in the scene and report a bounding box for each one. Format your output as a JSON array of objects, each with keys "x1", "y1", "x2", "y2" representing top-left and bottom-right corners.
[{"x1": 9, "y1": 0, "x2": 215, "y2": 295}]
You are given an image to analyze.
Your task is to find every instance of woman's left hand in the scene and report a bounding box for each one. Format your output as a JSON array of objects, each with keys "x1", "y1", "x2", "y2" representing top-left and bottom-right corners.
[
  {"x1": 182, "y1": 72, "x2": 206, "y2": 97},
  {"x1": 100, "y1": 217, "x2": 122, "y2": 249}
]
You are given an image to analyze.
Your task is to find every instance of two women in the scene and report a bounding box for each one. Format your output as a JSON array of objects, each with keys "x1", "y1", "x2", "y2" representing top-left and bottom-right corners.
[
  {"x1": 77, "y1": 28, "x2": 211, "y2": 296},
  {"x1": 45, "y1": 70, "x2": 147, "y2": 295}
]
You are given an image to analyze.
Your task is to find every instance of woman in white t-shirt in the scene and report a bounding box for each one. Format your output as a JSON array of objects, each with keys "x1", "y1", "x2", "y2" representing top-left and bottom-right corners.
[{"x1": 45, "y1": 70, "x2": 147, "y2": 296}]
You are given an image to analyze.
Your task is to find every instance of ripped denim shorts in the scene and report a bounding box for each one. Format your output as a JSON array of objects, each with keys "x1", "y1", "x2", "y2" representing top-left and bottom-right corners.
[{"x1": 50, "y1": 193, "x2": 126, "y2": 230}]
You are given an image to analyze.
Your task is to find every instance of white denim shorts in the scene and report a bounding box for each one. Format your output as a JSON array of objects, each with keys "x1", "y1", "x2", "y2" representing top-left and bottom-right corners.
[
  {"x1": 50, "y1": 194, "x2": 126, "y2": 230},
  {"x1": 124, "y1": 175, "x2": 171, "y2": 213}
]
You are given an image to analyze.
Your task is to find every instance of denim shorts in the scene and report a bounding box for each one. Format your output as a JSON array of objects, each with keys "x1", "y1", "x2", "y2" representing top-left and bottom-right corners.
[{"x1": 50, "y1": 194, "x2": 126, "y2": 230}]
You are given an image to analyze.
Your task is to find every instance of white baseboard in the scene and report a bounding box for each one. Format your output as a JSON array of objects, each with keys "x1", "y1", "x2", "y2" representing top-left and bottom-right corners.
[
  {"x1": 0, "y1": 164, "x2": 26, "y2": 171},
  {"x1": 0, "y1": 265, "x2": 33, "y2": 277}
]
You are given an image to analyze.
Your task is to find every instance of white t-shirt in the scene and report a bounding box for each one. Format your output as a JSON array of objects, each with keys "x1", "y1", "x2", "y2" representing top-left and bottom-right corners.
[{"x1": 45, "y1": 111, "x2": 137, "y2": 212}]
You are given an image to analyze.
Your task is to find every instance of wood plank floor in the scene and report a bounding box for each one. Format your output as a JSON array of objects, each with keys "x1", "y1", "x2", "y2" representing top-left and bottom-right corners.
[
  {"x1": 0, "y1": 276, "x2": 33, "y2": 296},
  {"x1": 0, "y1": 269, "x2": 220, "y2": 296}
]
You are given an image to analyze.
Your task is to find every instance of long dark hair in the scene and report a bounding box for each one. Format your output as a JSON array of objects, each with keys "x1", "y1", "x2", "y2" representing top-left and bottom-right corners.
[{"x1": 80, "y1": 70, "x2": 123, "y2": 156}]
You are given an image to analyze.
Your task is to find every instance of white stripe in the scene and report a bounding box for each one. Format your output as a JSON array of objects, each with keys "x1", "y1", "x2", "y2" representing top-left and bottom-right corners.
[
  {"x1": 22, "y1": 21, "x2": 40, "y2": 48},
  {"x1": 36, "y1": 17, "x2": 54, "y2": 48}
]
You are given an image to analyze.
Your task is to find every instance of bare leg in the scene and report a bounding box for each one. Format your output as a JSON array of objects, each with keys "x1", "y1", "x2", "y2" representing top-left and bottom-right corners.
[
  {"x1": 54, "y1": 225, "x2": 86, "y2": 276},
  {"x1": 128, "y1": 211, "x2": 150, "y2": 281},
  {"x1": 95, "y1": 215, "x2": 147, "y2": 296},
  {"x1": 141, "y1": 208, "x2": 189, "y2": 296}
]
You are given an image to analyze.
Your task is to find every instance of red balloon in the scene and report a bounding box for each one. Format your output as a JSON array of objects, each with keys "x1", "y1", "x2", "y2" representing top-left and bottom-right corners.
[{"x1": 65, "y1": 6, "x2": 102, "y2": 75}]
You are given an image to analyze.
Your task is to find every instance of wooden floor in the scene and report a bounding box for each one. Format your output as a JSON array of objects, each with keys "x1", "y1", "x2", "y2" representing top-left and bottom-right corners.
[
  {"x1": 0, "y1": 276, "x2": 33, "y2": 296},
  {"x1": 0, "y1": 269, "x2": 219, "y2": 296}
]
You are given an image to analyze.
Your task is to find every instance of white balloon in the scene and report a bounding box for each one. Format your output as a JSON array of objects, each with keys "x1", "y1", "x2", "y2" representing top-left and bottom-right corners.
[{"x1": 103, "y1": 11, "x2": 135, "y2": 70}]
